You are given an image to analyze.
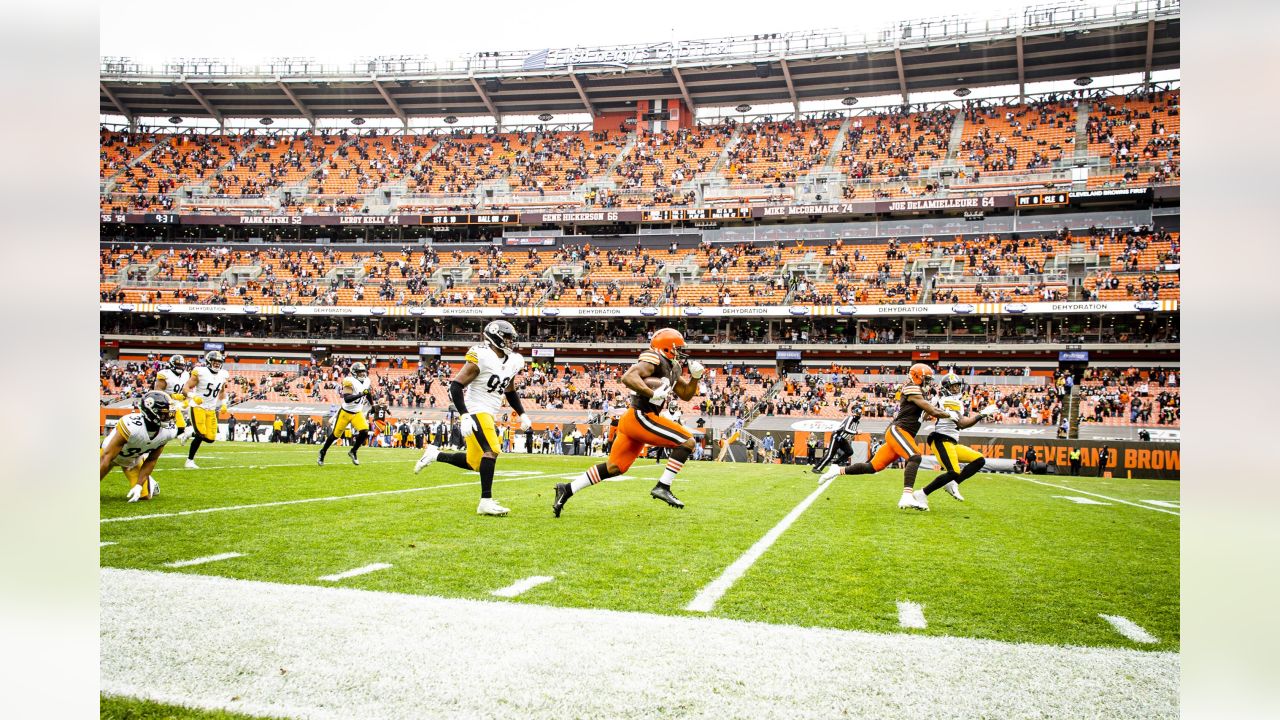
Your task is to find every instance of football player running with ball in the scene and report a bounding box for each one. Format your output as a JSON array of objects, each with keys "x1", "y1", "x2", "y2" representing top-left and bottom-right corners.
[
  {"x1": 414, "y1": 320, "x2": 531, "y2": 516},
  {"x1": 919, "y1": 372, "x2": 997, "y2": 504},
  {"x1": 819, "y1": 363, "x2": 957, "y2": 510},
  {"x1": 100, "y1": 391, "x2": 177, "y2": 502},
  {"x1": 182, "y1": 350, "x2": 230, "y2": 469},
  {"x1": 553, "y1": 328, "x2": 702, "y2": 517},
  {"x1": 153, "y1": 354, "x2": 193, "y2": 444},
  {"x1": 317, "y1": 361, "x2": 375, "y2": 466}
]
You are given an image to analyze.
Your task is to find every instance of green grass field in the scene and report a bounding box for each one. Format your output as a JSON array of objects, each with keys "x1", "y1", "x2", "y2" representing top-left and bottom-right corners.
[{"x1": 100, "y1": 441, "x2": 1179, "y2": 655}]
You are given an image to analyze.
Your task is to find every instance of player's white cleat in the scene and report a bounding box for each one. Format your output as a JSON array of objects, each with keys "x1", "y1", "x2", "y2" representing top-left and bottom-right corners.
[
  {"x1": 184, "y1": 459, "x2": 199, "y2": 469},
  {"x1": 414, "y1": 444, "x2": 440, "y2": 474},
  {"x1": 819, "y1": 466, "x2": 841, "y2": 484},
  {"x1": 477, "y1": 498, "x2": 510, "y2": 516},
  {"x1": 126, "y1": 484, "x2": 142, "y2": 503},
  {"x1": 899, "y1": 489, "x2": 929, "y2": 511},
  {"x1": 148, "y1": 478, "x2": 159, "y2": 499},
  {"x1": 944, "y1": 480, "x2": 964, "y2": 502}
]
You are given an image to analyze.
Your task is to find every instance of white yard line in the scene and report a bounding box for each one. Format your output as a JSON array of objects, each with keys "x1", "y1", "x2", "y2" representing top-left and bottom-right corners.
[
  {"x1": 101, "y1": 568, "x2": 1179, "y2": 720},
  {"x1": 1014, "y1": 476, "x2": 1180, "y2": 516},
  {"x1": 100, "y1": 469, "x2": 657, "y2": 525},
  {"x1": 319, "y1": 563, "x2": 393, "y2": 582},
  {"x1": 490, "y1": 575, "x2": 555, "y2": 598},
  {"x1": 162, "y1": 552, "x2": 244, "y2": 568},
  {"x1": 1141, "y1": 499, "x2": 1180, "y2": 509},
  {"x1": 1099, "y1": 614, "x2": 1160, "y2": 644},
  {"x1": 685, "y1": 478, "x2": 835, "y2": 613},
  {"x1": 157, "y1": 458, "x2": 405, "y2": 471},
  {"x1": 99, "y1": 541, "x2": 117, "y2": 547},
  {"x1": 1052, "y1": 495, "x2": 1112, "y2": 506},
  {"x1": 897, "y1": 601, "x2": 928, "y2": 629}
]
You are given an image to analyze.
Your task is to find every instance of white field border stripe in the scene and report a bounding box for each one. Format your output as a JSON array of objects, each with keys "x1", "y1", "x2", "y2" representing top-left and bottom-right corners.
[
  {"x1": 1014, "y1": 475, "x2": 1180, "y2": 516},
  {"x1": 319, "y1": 563, "x2": 393, "y2": 582},
  {"x1": 1099, "y1": 614, "x2": 1160, "y2": 644},
  {"x1": 686, "y1": 478, "x2": 836, "y2": 612},
  {"x1": 897, "y1": 601, "x2": 927, "y2": 629},
  {"x1": 490, "y1": 575, "x2": 555, "y2": 598},
  {"x1": 101, "y1": 468, "x2": 661, "y2": 525},
  {"x1": 162, "y1": 552, "x2": 244, "y2": 568},
  {"x1": 101, "y1": 568, "x2": 1180, "y2": 720}
]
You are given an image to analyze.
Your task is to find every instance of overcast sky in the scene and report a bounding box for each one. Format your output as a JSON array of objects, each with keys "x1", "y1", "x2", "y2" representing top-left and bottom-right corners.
[{"x1": 101, "y1": 0, "x2": 1121, "y2": 65}]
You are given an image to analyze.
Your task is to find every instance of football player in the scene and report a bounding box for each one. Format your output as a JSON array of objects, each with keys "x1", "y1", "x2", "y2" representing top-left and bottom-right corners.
[
  {"x1": 318, "y1": 361, "x2": 374, "y2": 466},
  {"x1": 920, "y1": 372, "x2": 996, "y2": 502},
  {"x1": 818, "y1": 363, "x2": 957, "y2": 510},
  {"x1": 181, "y1": 350, "x2": 230, "y2": 469},
  {"x1": 553, "y1": 328, "x2": 702, "y2": 517},
  {"x1": 100, "y1": 391, "x2": 177, "y2": 502},
  {"x1": 811, "y1": 411, "x2": 862, "y2": 476},
  {"x1": 153, "y1": 354, "x2": 192, "y2": 444},
  {"x1": 413, "y1": 320, "x2": 531, "y2": 516}
]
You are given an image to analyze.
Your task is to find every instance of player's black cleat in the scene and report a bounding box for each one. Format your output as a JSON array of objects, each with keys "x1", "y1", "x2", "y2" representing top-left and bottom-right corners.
[
  {"x1": 552, "y1": 482, "x2": 572, "y2": 517},
  {"x1": 650, "y1": 484, "x2": 684, "y2": 509},
  {"x1": 348, "y1": 450, "x2": 360, "y2": 466}
]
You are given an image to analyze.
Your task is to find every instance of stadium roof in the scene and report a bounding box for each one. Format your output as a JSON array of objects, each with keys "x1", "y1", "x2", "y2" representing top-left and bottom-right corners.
[{"x1": 100, "y1": 1, "x2": 1179, "y2": 124}]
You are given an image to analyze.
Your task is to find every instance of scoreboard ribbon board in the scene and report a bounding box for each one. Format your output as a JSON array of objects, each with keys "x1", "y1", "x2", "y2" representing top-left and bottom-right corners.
[{"x1": 641, "y1": 207, "x2": 753, "y2": 222}]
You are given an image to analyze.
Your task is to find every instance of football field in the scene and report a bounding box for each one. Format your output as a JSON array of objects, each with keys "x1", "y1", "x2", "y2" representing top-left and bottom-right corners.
[{"x1": 100, "y1": 441, "x2": 1179, "y2": 719}]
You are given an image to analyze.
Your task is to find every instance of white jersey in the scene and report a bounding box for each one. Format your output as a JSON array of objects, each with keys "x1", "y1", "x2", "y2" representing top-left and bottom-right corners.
[
  {"x1": 155, "y1": 369, "x2": 189, "y2": 403},
  {"x1": 340, "y1": 374, "x2": 372, "y2": 413},
  {"x1": 929, "y1": 393, "x2": 966, "y2": 440},
  {"x1": 189, "y1": 365, "x2": 230, "y2": 407},
  {"x1": 462, "y1": 344, "x2": 525, "y2": 416},
  {"x1": 103, "y1": 412, "x2": 177, "y2": 469}
]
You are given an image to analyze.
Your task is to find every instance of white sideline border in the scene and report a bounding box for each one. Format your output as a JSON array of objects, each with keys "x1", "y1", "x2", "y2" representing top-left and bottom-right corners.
[
  {"x1": 1014, "y1": 476, "x2": 1180, "y2": 516},
  {"x1": 101, "y1": 568, "x2": 1179, "y2": 720},
  {"x1": 685, "y1": 477, "x2": 835, "y2": 612}
]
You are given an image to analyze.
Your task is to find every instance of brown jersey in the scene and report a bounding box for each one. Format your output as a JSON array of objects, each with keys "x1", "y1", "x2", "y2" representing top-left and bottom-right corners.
[
  {"x1": 891, "y1": 383, "x2": 929, "y2": 435},
  {"x1": 631, "y1": 349, "x2": 676, "y2": 414}
]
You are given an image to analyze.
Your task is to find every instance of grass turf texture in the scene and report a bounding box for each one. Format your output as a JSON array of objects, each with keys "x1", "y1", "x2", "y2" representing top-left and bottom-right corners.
[
  {"x1": 101, "y1": 694, "x2": 272, "y2": 719},
  {"x1": 101, "y1": 442, "x2": 1178, "y2": 650}
]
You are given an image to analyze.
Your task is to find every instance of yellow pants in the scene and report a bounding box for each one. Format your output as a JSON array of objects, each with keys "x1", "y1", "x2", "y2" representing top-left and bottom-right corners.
[
  {"x1": 191, "y1": 406, "x2": 218, "y2": 442},
  {"x1": 928, "y1": 434, "x2": 984, "y2": 474},
  {"x1": 101, "y1": 448, "x2": 150, "y2": 499},
  {"x1": 464, "y1": 413, "x2": 502, "y2": 470},
  {"x1": 173, "y1": 407, "x2": 187, "y2": 429},
  {"x1": 333, "y1": 409, "x2": 369, "y2": 436}
]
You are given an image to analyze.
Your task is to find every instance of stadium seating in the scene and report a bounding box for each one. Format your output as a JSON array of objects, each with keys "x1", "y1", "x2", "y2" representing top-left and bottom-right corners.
[
  {"x1": 99, "y1": 228, "x2": 1180, "y2": 308},
  {"x1": 98, "y1": 90, "x2": 1181, "y2": 213}
]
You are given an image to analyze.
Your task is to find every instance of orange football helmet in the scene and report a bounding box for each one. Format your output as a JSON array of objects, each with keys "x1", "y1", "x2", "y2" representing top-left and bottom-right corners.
[
  {"x1": 650, "y1": 328, "x2": 689, "y2": 362},
  {"x1": 908, "y1": 362, "x2": 935, "y2": 387}
]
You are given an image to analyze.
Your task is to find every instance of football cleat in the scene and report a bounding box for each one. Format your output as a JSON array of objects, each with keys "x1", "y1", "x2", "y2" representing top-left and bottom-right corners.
[
  {"x1": 651, "y1": 484, "x2": 684, "y2": 509},
  {"x1": 477, "y1": 498, "x2": 510, "y2": 516},
  {"x1": 819, "y1": 466, "x2": 841, "y2": 484},
  {"x1": 348, "y1": 450, "x2": 360, "y2": 466},
  {"x1": 414, "y1": 445, "x2": 440, "y2": 474},
  {"x1": 944, "y1": 480, "x2": 964, "y2": 502},
  {"x1": 552, "y1": 483, "x2": 572, "y2": 517},
  {"x1": 316, "y1": 453, "x2": 325, "y2": 466},
  {"x1": 899, "y1": 489, "x2": 929, "y2": 511},
  {"x1": 184, "y1": 459, "x2": 199, "y2": 469},
  {"x1": 148, "y1": 478, "x2": 159, "y2": 499}
]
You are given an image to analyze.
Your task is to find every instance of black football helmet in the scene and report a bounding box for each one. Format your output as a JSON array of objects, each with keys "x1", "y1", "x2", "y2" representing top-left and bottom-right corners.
[
  {"x1": 204, "y1": 350, "x2": 225, "y2": 372},
  {"x1": 168, "y1": 354, "x2": 187, "y2": 373},
  {"x1": 351, "y1": 361, "x2": 369, "y2": 379},
  {"x1": 484, "y1": 320, "x2": 519, "y2": 351},
  {"x1": 940, "y1": 372, "x2": 965, "y2": 395},
  {"x1": 139, "y1": 390, "x2": 174, "y2": 425}
]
